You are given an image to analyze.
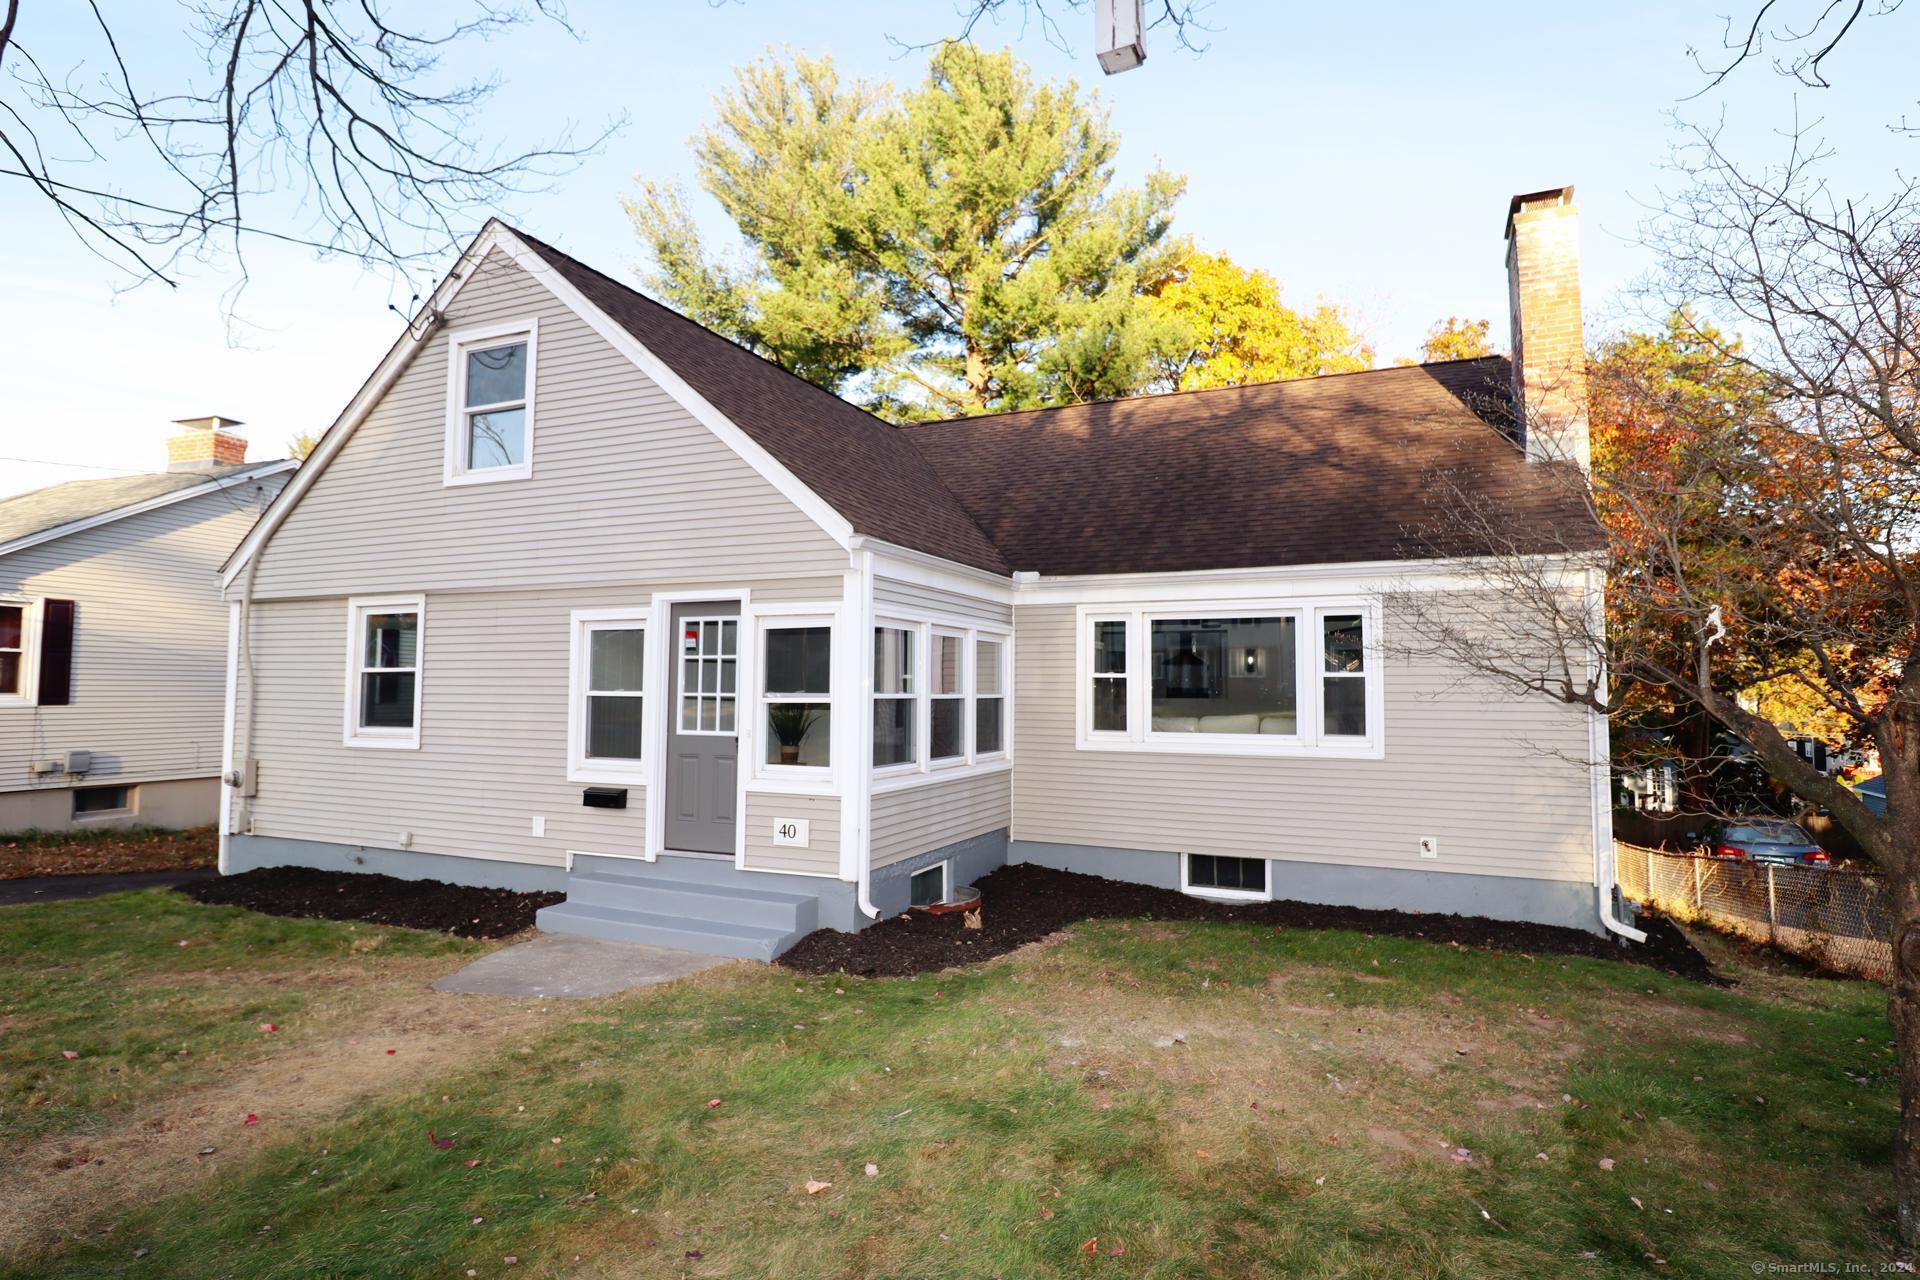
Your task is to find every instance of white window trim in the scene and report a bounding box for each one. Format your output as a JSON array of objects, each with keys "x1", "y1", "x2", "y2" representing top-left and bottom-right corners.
[
  {"x1": 869, "y1": 613, "x2": 1015, "y2": 789},
  {"x1": 871, "y1": 619, "x2": 920, "y2": 778},
  {"x1": 443, "y1": 318, "x2": 538, "y2": 486},
  {"x1": 755, "y1": 613, "x2": 834, "y2": 784},
  {"x1": 0, "y1": 595, "x2": 41, "y2": 708},
  {"x1": 928, "y1": 627, "x2": 968, "y2": 768},
  {"x1": 909, "y1": 858, "x2": 952, "y2": 908},
  {"x1": 1073, "y1": 598, "x2": 1384, "y2": 760},
  {"x1": 1181, "y1": 852, "x2": 1274, "y2": 903},
  {"x1": 568, "y1": 608, "x2": 649, "y2": 785},
  {"x1": 343, "y1": 595, "x2": 424, "y2": 750},
  {"x1": 972, "y1": 633, "x2": 1009, "y2": 762}
]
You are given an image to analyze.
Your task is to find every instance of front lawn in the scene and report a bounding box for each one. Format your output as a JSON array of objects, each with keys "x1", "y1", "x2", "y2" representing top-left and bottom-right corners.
[{"x1": 0, "y1": 891, "x2": 1900, "y2": 1277}]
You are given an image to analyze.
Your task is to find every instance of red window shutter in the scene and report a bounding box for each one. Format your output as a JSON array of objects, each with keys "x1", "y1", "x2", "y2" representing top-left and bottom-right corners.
[{"x1": 37, "y1": 600, "x2": 75, "y2": 705}]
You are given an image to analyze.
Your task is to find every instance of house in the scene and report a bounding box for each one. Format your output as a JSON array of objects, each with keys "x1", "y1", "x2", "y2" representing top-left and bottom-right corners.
[
  {"x1": 1, "y1": 421, "x2": 293, "y2": 831},
  {"x1": 218, "y1": 185, "x2": 1640, "y2": 959}
]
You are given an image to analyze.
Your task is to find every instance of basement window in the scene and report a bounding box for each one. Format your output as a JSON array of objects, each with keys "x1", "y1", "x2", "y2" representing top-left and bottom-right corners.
[
  {"x1": 910, "y1": 862, "x2": 949, "y2": 909},
  {"x1": 73, "y1": 785, "x2": 131, "y2": 817},
  {"x1": 1184, "y1": 853, "x2": 1268, "y2": 901}
]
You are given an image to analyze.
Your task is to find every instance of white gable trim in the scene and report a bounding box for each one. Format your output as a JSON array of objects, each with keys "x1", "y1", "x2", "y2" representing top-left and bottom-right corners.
[
  {"x1": 486, "y1": 230, "x2": 855, "y2": 549},
  {"x1": 222, "y1": 222, "x2": 854, "y2": 589},
  {"x1": 0, "y1": 462, "x2": 296, "y2": 562}
]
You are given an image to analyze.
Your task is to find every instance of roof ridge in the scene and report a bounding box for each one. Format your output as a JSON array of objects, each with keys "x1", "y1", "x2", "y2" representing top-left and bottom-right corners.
[{"x1": 905, "y1": 354, "x2": 1511, "y2": 429}]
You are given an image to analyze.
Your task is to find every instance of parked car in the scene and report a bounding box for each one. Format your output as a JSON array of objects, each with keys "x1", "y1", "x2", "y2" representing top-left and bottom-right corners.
[
  {"x1": 1852, "y1": 776, "x2": 1886, "y2": 820},
  {"x1": 1708, "y1": 818, "x2": 1830, "y2": 866}
]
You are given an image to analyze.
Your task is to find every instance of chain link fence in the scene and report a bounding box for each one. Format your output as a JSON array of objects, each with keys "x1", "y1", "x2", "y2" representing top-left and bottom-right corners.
[{"x1": 1616, "y1": 841, "x2": 1893, "y2": 982}]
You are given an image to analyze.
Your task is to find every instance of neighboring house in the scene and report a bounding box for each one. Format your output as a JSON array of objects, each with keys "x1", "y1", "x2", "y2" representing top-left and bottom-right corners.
[
  {"x1": 219, "y1": 186, "x2": 1636, "y2": 959},
  {"x1": 1, "y1": 420, "x2": 293, "y2": 832}
]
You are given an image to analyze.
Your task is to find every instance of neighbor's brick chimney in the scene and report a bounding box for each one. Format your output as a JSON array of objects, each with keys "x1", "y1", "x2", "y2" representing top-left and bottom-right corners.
[
  {"x1": 1504, "y1": 186, "x2": 1588, "y2": 470},
  {"x1": 166, "y1": 415, "x2": 248, "y2": 471}
]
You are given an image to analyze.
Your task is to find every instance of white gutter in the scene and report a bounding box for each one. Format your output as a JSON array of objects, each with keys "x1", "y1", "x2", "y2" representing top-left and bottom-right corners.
[{"x1": 1588, "y1": 568, "x2": 1645, "y2": 942}]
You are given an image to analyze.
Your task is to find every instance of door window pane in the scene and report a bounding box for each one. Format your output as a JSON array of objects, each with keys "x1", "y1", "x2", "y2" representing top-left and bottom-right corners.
[
  {"x1": 678, "y1": 617, "x2": 738, "y2": 734},
  {"x1": 1150, "y1": 617, "x2": 1296, "y2": 735}
]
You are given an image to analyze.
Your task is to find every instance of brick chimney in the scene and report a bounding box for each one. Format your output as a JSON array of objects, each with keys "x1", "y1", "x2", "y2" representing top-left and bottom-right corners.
[
  {"x1": 1504, "y1": 187, "x2": 1588, "y2": 470},
  {"x1": 166, "y1": 415, "x2": 248, "y2": 471}
]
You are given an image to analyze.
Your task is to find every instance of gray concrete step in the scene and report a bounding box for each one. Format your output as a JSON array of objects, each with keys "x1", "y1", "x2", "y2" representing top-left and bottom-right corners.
[
  {"x1": 563, "y1": 869, "x2": 819, "y2": 933},
  {"x1": 535, "y1": 900, "x2": 801, "y2": 962}
]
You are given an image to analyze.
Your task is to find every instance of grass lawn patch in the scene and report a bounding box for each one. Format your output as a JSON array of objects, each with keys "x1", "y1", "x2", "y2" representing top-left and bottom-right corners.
[
  {"x1": 0, "y1": 826, "x2": 215, "y2": 880},
  {"x1": 1, "y1": 902, "x2": 1898, "y2": 1278}
]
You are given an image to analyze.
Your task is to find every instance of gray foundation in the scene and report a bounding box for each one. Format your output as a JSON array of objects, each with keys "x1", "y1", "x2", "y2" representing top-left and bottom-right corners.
[
  {"x1": 226, "y1": 834, "x2": 568, "y2": 894},
  {"x1": 868, "y1": 828, "x2": 1010, "y2": 918},
  {"x1": 1010, "y1": 839, "x2": 1601, "y2": 935}
]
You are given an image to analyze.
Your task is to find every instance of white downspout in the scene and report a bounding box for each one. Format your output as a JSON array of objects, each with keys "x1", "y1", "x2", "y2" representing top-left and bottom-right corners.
[
  {"x1": 1589, "y1": 567, "x2": 1645, "y2": 942},
  {"x1": 853, "y1": 546, "x2": 880, "y2": 920},
  {"x1": 218, "y1": 599, "x2": 241, "y2": 875}
]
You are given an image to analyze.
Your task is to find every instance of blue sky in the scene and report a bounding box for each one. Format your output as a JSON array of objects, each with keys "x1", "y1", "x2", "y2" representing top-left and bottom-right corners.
[{"x1": 2, "y1": 1, "x2": 1915, "y2": 496}]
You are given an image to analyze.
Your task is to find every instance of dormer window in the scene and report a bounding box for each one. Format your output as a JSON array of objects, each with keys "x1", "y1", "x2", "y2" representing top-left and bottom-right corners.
[{"x1": 444, "y1": 320, "x2": 537, "y2": 484}]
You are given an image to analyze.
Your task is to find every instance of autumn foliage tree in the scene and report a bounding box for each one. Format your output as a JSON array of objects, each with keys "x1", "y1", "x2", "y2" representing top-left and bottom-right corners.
[
  {"x1": 1400, "y1": 135, "x2": 1920, "y2": 1239},
  {"x1": 1418, "y1": 316, "x2": 1495, "y2": 362},
  {"x1": 1144, "y1": 252, "x2": 1372, "y2": 391}
]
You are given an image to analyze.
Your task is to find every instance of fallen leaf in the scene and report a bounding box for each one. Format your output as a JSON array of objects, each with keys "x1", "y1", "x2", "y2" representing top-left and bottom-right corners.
[
  {"x1": 551, "y1": 1137, "x2": 563, "y2": 1145},
  {"x1": 259, "y1": 1024, "x2": 277, "y2": 1034},
  {"x1": 177, "y1": 940, "x2": 191, "y2": 948},
  {"x1": 706, "y1": 1098, "x2": 722, "y2": 1109},
  {"x1": 429, "y1": 1130, "x2": 456, "y2": 1150},
  {"x1": 1040, "y1": 1207, "x2": 1054, "y2": 1220},
  {"x1": 1080, "y1": 1238, "x2": 1099, "y2": 1258},
  {"x1": 503, "y1": 1256, "x2": 519, "y2": 1265},
  {"x1": 472, "y1": 1216, "x2": 484, "y2": 1225},
  {"x1": 804, "y1": 1180, "x2": 833, "y2": 1195},
  {"x1": 863, "y1": 1163, "x2": 879, "y2": 1177},
  {"x1": 685, "y1": 1250, "x2": 703, "y2": 1260},
  {"x1": 1630, "y1": 1197, "x2": 1644, "y2": 1210},
  {"x1": 1195, "y1": 1150, "x2": 1214, "y2": 1161},
  {"x1": 464, "y1": 1159, "x2": 481, "y2": 1168},
  {"x1": 60, "y1": 1050, "x2": 79, "y2": 1061},
  {"x1": 1599, "y1": 1158, "x2": 1615, "y2": 1171},
  {"x1": 1535, "y1": 1153, "x2": 1549, "y2": 1162},
  {"x1": 242, "y1": 1114, "x2": 259, "y2": 1127},
  {"x1": 385, "y1": 1048, "x2": 396, "y2": 1056},
  {"x1": 1109, "y1": 1246, "x2": 1126, "y2": 1257},
  {"x1": 197, "y1": 1146, "x2": 216, "y2": 1157},
  {"x1": 1314, "y1": 1176, "x2": 1326, "y2": 1186}
]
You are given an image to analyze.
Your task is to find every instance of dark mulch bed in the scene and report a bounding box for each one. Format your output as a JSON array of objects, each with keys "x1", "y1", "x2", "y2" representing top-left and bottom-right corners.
[
  {"x1": 1, "y1": 826, "x2": 216, "y2": 880},
  {"x1": 178, "y1": 866, "x2": 562, "y2": 939},
  {"x1": 780, "y1": 863, "x2": 1719, "y2": 984}
]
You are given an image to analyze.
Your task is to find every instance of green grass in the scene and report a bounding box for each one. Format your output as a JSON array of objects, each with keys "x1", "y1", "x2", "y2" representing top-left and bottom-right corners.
[
  {"x1": 0, "y1": 890, "x2": 484, "y2": 1148},
  {"x1": 0, "y1": 899, "x2": 1902, "y2": 1278},
  {"x1": 0, "y1": 824, "x2": 196, "y2": 847}
]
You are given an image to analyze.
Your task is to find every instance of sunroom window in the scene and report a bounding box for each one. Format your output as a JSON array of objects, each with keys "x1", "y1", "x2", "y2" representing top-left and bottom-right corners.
[
  {"x1": 974, "y1": 637, "x2": 1006, "y2": 755},
  {"x1": 1322, "y1": 613, "x2": 1367, "y2": 737},
  {"x1": 1150, "y1": 616, "x2": 1297, "y2": 736},
  {"x1": 1090, "y1": 617, "x2": 1129, "y2": 733},
  {"x1": 764, "y1": 624, "x2": 831, "y2": 768},
  {"x1": 873, "y1": 626, "x2": 915, "y2": 767},
  {"x1": 930, "y1": 632, "x2": 965, "y2": 762}
]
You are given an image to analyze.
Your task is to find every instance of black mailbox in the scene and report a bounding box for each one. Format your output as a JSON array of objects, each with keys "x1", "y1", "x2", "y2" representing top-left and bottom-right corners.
[{"x1": 582, "y1": 787, "x2": 628, "y2": 809}]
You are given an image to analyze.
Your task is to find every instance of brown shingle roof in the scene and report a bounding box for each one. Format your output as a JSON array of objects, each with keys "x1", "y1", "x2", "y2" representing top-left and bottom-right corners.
[
  {"x1": 898, "y1": 358, "x2": 1602, "y2": 576},
  {"x1": 513, "y1": 229, "x2": 1011, "y2": 574},
  {"x1": 512, "y1": 229, "x2": 1596, "y2": 580}
]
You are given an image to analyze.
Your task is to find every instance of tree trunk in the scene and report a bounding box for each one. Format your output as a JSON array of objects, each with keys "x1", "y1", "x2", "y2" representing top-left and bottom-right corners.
[
  {"x1": 963, "y1": 342, "x2": 991, "y2": 412},
  {"x1": 1896, "y1": 910, "x2": 1920, "y2": 1245}
]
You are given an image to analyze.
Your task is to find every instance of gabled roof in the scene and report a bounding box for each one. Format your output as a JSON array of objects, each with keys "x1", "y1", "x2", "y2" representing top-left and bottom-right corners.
[
  {"x1": 0, "y1": 461, "x2": 293, "y2": 557},
  {"x1": 898, "y1": 358, "x2": 1601, "y2": 576},
  {"x1": 512, "y1": 231, "x2": 1012, "y2": 575}
]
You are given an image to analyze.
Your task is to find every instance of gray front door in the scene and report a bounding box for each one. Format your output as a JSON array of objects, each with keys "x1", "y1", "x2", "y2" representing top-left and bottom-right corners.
[{"x1": 665, "y1": 602, "x2": 739, "y2": 854}]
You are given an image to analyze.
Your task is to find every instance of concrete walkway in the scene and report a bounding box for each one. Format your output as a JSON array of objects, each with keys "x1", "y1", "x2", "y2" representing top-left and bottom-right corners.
[
  {"x1": 432, "y1": 932, "x2": 731, "y2": 998},
  {"x1": 0, "y1": 868, "x2": 214, "y2": 907}
]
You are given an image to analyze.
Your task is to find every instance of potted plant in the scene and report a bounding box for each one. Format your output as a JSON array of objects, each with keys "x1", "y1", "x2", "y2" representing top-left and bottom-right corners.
[{"x1": 767, "y1": 704, "x2": 824, "y2": 765}]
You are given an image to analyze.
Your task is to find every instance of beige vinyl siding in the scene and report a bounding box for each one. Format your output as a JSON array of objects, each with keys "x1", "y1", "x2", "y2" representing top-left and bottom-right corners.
[
  {"x1": 249, "y1": 248, "x2": 843, "y2": 601},
  {"x1": 1012, "y1": 602, "x2": 1595, "y2": 883},
  {"x1": 873, "y1": 577, "x2": 1011, "y2": 629},
  {"x1": 1, "y1": 480, "x2": 284, "y2": 795},
  {"x1": 741, "y1": 792, "x2": 839, "y2": 875},
  {"x1": 243, "y1": 586, "x2": 649, "y2": 866},
  {"x1": 871, "y1": 770, "x2": 1012, "y2": 869}
]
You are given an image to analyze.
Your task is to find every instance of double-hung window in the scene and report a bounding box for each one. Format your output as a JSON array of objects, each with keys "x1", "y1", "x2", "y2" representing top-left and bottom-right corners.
[
  {"x1": 346, "y1": 598, "x2": 422, "y2": 748},
  {"x1": 0, "y1": 600, "x2": 28, "y2": 702},
  {"x1": 873, "y1": 626, "x2": 916, "y2": 768},
  {"x1": 569, "y1": 612, "x2": 647, "y2": 782},
  {"x1": 762, "y1": 622, "x2": 831, "y2": 771},
  {"x1": 973, "y1": 637, "x2": 1006, "y2": 756},
  {"x1": 1079, "y1": 602, "x2": 1379, "y2": 757},
  {"x1": 930, "y1": 631, "x2": 966, "y2": 763},
  {"x1": 445, "y1": 321, "x2": 536, "y2": 484}
]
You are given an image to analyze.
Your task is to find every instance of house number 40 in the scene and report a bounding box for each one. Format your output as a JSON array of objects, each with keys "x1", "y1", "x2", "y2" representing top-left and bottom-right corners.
[{"x1": 772, "y1": 818, "x2": 810, "y2": 847}]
